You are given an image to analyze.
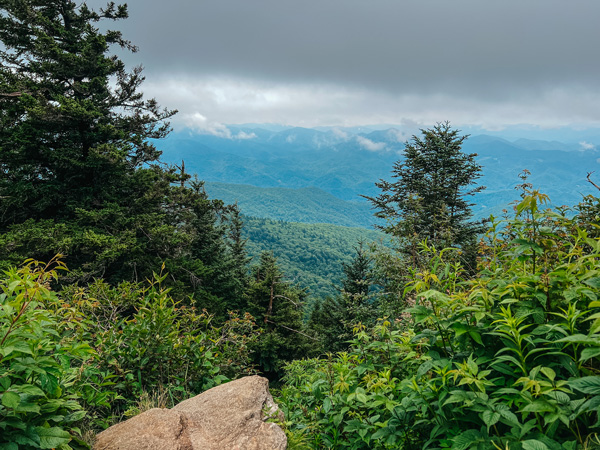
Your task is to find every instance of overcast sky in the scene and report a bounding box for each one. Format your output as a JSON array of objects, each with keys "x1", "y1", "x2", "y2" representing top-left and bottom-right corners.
[{"x1": 91, "y1": 0, "x2": 600, "y2": 134}]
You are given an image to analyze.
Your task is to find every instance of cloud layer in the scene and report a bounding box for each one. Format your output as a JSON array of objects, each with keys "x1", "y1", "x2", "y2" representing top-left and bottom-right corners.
[{"x1": 90, "y1": 0, "x2": 600, "y2": 132}]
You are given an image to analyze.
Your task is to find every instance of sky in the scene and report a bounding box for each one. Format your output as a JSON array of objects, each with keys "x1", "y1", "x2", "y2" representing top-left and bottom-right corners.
[{"x1": 90, "y1": 0, "x2": 600, "y2": 135}]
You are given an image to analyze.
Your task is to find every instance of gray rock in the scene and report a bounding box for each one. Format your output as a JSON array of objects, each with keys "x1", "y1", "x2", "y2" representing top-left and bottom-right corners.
[{"x1": 95, "y1": 376, "x2": 287, "y2": 450}]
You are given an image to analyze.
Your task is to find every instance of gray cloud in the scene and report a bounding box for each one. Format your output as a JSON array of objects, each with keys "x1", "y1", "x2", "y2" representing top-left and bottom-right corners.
[{"x1": 89, "y1": 0, "x2": 600, "y2": 129}]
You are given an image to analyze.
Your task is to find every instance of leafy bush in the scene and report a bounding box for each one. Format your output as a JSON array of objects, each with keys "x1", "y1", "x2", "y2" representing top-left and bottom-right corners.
[
  {"x1": 1, "y1": 258, "x2": 260, "y2": 445},
  {"x1": 62, "y1": 270, "x2": 259, "y2": 423},
  {"x1": 280, "y1": 321, "x2": 425, "y2": 449},
  {"x1": 280, "y1": 191, "x2": 600, "y2": 449},
  {"x1": 0, "y1": 259, "x2": 92, "y2": 449}
]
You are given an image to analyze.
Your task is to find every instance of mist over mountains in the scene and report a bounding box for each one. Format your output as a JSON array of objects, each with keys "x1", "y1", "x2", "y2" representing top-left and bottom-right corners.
[{"x1": 159, "y1": 125, "x2": 600, "y2": 225}]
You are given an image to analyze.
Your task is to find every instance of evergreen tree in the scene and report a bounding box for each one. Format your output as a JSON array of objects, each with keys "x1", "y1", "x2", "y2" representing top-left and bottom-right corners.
[
  {"x1": 225, "y1": 202, "x2": 251, "y2": 288},
  {"x1": 307, "y1": 295, "x2": 347, "y2": 352},
  {"x1": 341, "y1": 241, "x2": 373, "y2": 297},
  {"x1": 0, "y1": 1, "x2": 246, "y2": 312},
  {"x1": 0, "y1": 1, "x2": 173, "y2": 223},
  {"x1": 309, "y1": 243, "x2": 378, "y2": 352},
  {"x1": 245, "y1": 252, "x2": 312, "y2": 380},
  {"x1": 340, "y1": 242, "x2": 378, "y2": 323},
  {"x1": 364, "y1": 122, "x2": 485, "y2": 268}
]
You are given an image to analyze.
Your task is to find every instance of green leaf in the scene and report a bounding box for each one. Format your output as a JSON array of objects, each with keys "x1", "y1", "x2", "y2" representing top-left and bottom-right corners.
[
  {"x1": 469, "y1": 330, "x2": 483, "y2": 345},
  {"x1": 0, "y1": 443, "x2": 18, "y2": 450},
  {"x1": 555, "y1": 334, "x2": 600, "y2": 345},
  {"x1": 561, "y1": 441, "x2": 578, "y2": 450},
  {"x1": 584, "y1": 277, "x2": 600, "y2": 289},
  {"x1": 333, "y1": 413, "x2": 343, "y2": 427},
  {"x1": 451, "y1": 322, "x2": 469, "y2": 336},
  {"x1": 18, "y1": 384, "x2": 45, "y2": 396},
  {"x1": 569, "y1": 376, "x2": 600, "y2": 394},
  {"x1": 0, "y1": 342, "x2": 33, "y2": 357},
  {"x1": 14, "y1": 432, "x2": 41, "y2": 447},
  {"x1": 371, "y1": 428, "x2": 388, "y2": 440},
  {"x1": 522, "y1": 439, "x2": 550, "y2": 450},
  {"x1": 540, "y1": 367, "x2": 556, "y2": 382},
  {"x1": 497, "y1": 406, "x2": 519, "y2": 426},
  {"x1": 452, "y1": 429, "x2": 483, "y2": 450},
  {"x1": 481, "y1": 410, "x2": 500, "y2": 430},
  {"x1": 579, "y1": 396, "x2": 600, "y2": 413},
  {"x1": 580, "y1": 347, "x2": 600, "y2": 362},
  {"x1": 522, "y1": 400, "x2": 554, "y2": 413},
  {"x1": 15, "y1": 399, "x2": 41, "y2": 414},
  {"x1": 1, "y1": 391, "x2": 20, "y2": 409},
  {"x1": 36, "y1": 426, "x2": 72, "y2": 449}
]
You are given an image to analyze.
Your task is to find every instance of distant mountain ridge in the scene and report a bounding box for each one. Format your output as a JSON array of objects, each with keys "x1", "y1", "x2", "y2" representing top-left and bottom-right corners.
[{"x1": 159, "y1": 125, "x2": 600, "y2": 225}]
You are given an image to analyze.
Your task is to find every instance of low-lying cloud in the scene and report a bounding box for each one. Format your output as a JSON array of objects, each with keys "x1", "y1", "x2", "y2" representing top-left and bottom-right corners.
[
  {"x1": 356, "y1": 136, "x2": 386, "y2": 152},
  {"x1": 182, "y1": 112, "x2": 257, "y2": 140}
]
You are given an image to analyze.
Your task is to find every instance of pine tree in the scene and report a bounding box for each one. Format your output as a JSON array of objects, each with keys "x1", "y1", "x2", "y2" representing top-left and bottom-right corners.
[
  {"x1": 245, "y1": 252, "x2": 312, "y2": 379},
  {"x1": 341, "y1": 241, "x2": 373, "y2": 297},
  {"x1": 0, "y1": 1, "x2": 174, "y2": 223},
  {"x1": 340, "y1": 241, "x2": 378, "y2": 324},
  {"x1": 309, "y1": 243, "x2": 378, "y2": 352},
  {"x1": 0, "y1": 1, "x2": 247, "y2": 311},
  {"x1": 365, "y1": 122, "x2": 485, "y2": 266}
]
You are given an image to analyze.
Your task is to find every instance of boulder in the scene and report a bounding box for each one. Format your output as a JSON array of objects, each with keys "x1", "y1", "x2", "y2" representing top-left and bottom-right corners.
[{"x1": 95, "y1": 376, "x2": 287, "y2": 450}]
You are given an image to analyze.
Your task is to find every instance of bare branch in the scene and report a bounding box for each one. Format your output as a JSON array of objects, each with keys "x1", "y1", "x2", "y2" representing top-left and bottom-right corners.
[
  {"x1": 0, "y1": 91, "x2": 29, "y2": 98},
  {"x1": 587, "y1": 172, "x2": 600, "y2": 192},
  {"x1": 273, "y1": 294, "x2": 300, "y2": 307},
  {"x1": 265, "y1": 319, "x2": 319, "y2": 341}
]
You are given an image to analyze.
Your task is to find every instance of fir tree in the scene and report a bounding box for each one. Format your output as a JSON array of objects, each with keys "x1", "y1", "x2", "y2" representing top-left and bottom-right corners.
[
  {"x1": 365, "y1": 122, "x2": 485, "y2": 268},
  {"x1": 0, "y1": 1, "x2": 246, "y2": 311},
  {"x1": 0, "y1": 1, "x2": 173, "y2": 223},
  {"x1": 245, "y1": 252, "x2": 312, "y2": 379},
  {"x1": 309, "y1": 243, "x2": 378, "y2": 352}
]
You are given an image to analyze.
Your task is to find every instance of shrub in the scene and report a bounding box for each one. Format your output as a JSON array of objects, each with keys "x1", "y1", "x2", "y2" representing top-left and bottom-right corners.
[
  {"x1": 62, "y1": 270, "x2": 259, "y2": 422},
  {"x1": 279, "y1": 191, "x2": 600, "y2": 449},
  {"x1": 0, "y1": 259, "x2": 92, "y2": 449}
]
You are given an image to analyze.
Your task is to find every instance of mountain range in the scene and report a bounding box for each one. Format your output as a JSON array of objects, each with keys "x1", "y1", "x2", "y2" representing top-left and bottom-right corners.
[
  {"x1": 154, "y1": 124, "x2": 600, "y2": 299},
  {"x1": 159, "y1": 125, "x2": 600, "y2": 224}
]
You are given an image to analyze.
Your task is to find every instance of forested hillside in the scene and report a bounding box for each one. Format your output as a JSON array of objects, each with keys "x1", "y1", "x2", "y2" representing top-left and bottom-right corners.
[
  {"x1": 242, "y1": 216, "x2": 385, "y2": 298},
  {"x1": 204, "y1": 182, "x2": 379, "y2": 228},
  {"x1": 159, "y1": 127, "x2": 598, "y2": 218}
]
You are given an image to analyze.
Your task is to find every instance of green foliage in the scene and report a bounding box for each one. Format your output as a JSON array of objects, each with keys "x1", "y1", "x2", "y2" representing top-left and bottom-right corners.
[
  {"x1": 309, "y1": 242, "x2": 379, "y2": 352},
  {"x1": 204, "y1": 182, "x2": 380, "y2": 229},
  {"x1": 0, "y1": 0, "x2": 173, "y2": 226},
  {"x1": 1, "y1": 256, "x2": 261, "y2": 438},
  {"x1": 279, "y1": 321, "x2": 424, "y2": 449},
  {"x1": 280, "y1": 191, "x2": 600, "y2": 449},
  {"x1": 0, "y1": 2, "x2": 248, "y2": 315},
  {"x1": 308, "y1": 296, "x2": 350, "y2": 353},
  {"x1": 60, "y1": 270, "x2": 259, "y2": 423},
  {"x1": 365, "y1": 122, "x2": 485, "y2": 270},
  {"x1": 243, "y1": 216, "x2": 384, "y2": 299},
  {"x1": 0, "y1": 259, "x2": 92, "y2": 449},
  {"x1": 245, "y1": 252, "x2": 314, "y2": 380}
]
